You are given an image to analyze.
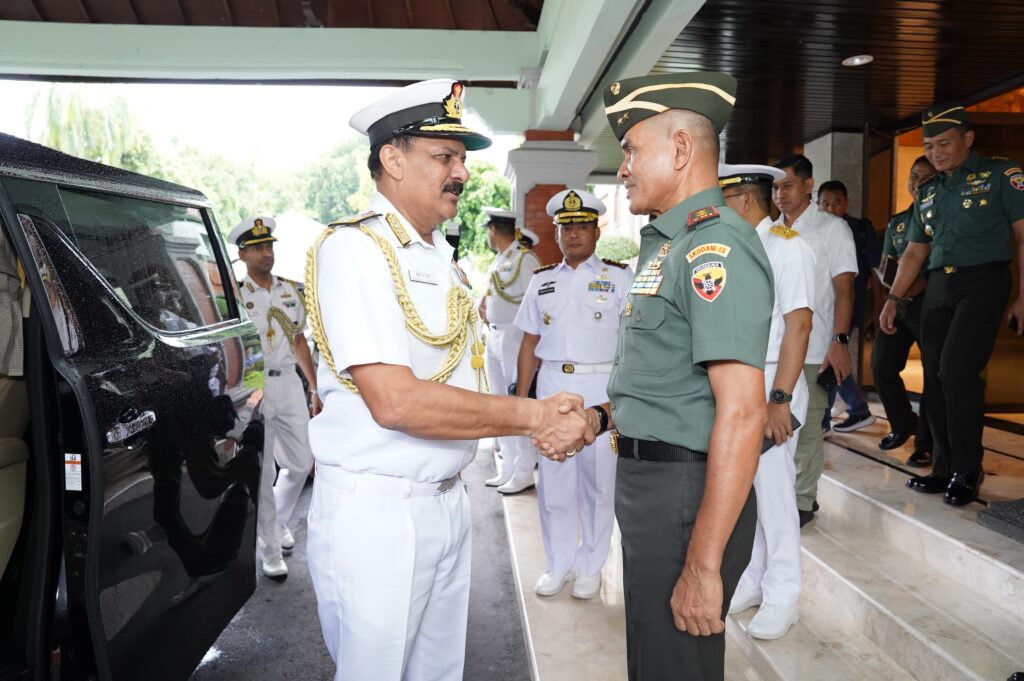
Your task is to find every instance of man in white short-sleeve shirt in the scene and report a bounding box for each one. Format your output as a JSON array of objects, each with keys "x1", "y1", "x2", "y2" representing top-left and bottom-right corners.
[
  {"x1": 719, "y1": 164, "x2": 815, "y2": 641},
  {"x1": 773, "y1": 153, "x2": 857, "y2": 527},
  {"x1": 304, "y1": 79, "x2": 593, "y2": 681}
]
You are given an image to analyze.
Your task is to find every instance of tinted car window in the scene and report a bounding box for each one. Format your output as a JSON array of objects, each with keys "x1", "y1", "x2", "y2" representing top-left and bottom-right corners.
[{"x1": 59, "y1": 189, "x2": 234, "y2": 331}]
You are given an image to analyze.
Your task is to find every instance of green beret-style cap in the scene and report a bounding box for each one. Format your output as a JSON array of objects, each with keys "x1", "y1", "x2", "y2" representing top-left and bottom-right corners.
[
  {"x1": 921, "y1": 104, "x2": 969, "y2": 137},
  {"x1": 603, "y1": 71, "x2": 738, "y2": 140}
]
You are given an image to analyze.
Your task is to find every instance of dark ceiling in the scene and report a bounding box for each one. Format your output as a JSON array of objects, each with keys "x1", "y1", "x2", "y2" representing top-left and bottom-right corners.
[
  {"x1": 651, "y1": 0, "x2": 1024, "y2": 164},
  {"x1": 0, "y1": 0, "x2": 543, "y2": 29}
]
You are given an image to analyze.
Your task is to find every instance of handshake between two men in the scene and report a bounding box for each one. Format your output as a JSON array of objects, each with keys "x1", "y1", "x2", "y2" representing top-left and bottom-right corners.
[{"x1": 528, "y1": 392, "x2": 602, "y2": 462}]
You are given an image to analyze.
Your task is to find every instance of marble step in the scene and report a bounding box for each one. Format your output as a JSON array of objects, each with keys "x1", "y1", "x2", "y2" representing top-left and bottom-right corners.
[
  {"x1": 816, "y1": 450, "x2": 1024, "y2": 618},
  {"x1": 805, "y1": 454, "x2": 1024, "y2": 681}
]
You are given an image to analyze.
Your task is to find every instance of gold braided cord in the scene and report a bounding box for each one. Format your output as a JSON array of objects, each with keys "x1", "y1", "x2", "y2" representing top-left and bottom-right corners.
[
  {"x1": 304, "y1": 221, "x2": 487, "y2": 396},
  {"x1": 266, "y1": 305, "x2": 301, "y2": 351}
]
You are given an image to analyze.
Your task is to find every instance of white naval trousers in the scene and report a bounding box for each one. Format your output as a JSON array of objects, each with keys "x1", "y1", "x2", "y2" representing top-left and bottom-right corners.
[
  {"x1": 735, "y1": 363, "x2": 809, "y2": 607},
  {"x1": 535, "y1": 364, "x2": 616, "y2": 577},
  {"x1": 257, "y1": 368, "x2": 314, "y2": 558},
  {"x1": 485, "y1": 324, "x2": 536, "y2": 476},
  {"x1": 307, "y1": 468, "x2": 472, "y2": 681}
]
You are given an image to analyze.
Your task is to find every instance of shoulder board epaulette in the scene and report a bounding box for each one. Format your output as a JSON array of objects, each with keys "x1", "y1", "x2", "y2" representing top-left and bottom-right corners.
[
  {"x1": 533, "y1": 263, "x2": 558, "y2": 273},
  {"x1": 769, "y1": 225, "x2": 800, "y2": 240},
  {"x1": 243, "y1": 281, "x2": 255, "y2": 293},
  {"x1": 687, "y1": 206, "x2": 720, "y2": 229},
  {"x1": 328, "y1": 211, "x2": 380, "y2": 228},
  {"x1": 602, "y1": 258, "x2": 628, "y2": 269},
  {"x1": 519, "y1": 245, "x2": 530, "y2": 253},
  {"x1": 991, "y1": 156, "x2": 1010, "y2": 161},
  {"x1": 279, "y1": 277, "x2": 305, "y2": 295}
]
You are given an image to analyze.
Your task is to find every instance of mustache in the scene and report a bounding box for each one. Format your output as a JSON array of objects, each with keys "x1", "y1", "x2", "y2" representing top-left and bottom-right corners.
[{"x1": 443, "y1": 181, "x2": 465, "y2": 196}]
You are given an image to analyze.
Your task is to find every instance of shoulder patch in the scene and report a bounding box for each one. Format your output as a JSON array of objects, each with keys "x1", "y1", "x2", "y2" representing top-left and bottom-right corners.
[
  {"x1": 327, "y1": 210, "x2": 380, "y2": 228},
  {"x1": 769, "y1": 224, "x2": 800, "y2": 240},
  {"x1": 1005, "y1": 166, "x2": 1022, "y2": 177},
  {"x1": 685, "y1": 242, "x2": 732, "y2": 263},
  {"x1": 687, "y1": 206, "x2": 720, "y2": 228},
  {"x1": 601, "y1": 258, "x2": 628, "y2": 269},
  {"x1": 533, "y1": 263, "x2": 558, "y2": 273}
]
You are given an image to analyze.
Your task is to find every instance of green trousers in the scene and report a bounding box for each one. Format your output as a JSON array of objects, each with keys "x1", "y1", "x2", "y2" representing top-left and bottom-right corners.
[
  {"x1": 794, "y1": 363, "x2": 828, "y2": 512},
  {"x1": 616, "y1": 456, "x2": 756, "y2": 681}
]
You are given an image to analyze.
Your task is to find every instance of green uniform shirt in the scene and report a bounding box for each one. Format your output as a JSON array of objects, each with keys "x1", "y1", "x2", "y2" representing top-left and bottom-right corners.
[
  {"x1": 882, "y1": 205, "x2": 914, "y2": 259},
  {"x1": 907, "y1": 152, "x2": 1024, "y2": 269},
  {"x1": 606, "y1": 187, "x2": 773, "y2": 451}
]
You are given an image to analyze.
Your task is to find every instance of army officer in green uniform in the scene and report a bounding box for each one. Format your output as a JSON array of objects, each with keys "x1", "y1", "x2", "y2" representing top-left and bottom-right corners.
[
  {"x1": 559, "y1": 72, "x2": 773, "y2": 681},
  {"x1": 881, "y1": 104, "x2": 1024, "y2": 506}
]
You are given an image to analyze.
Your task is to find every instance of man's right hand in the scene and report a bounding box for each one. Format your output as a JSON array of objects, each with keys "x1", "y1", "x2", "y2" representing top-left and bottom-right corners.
[
  {"x1": 477, "y1": 297, "x2": 489, "y2": 325},
  {"x1": 529, "y1": 392, "x2": 594, "y2": 460},
  {"x1": 879, "y1": 299, "x2": 898, "y2": 335},
  {"x1": 765, "y1": 402, "x2": 794, "y2": 446}
]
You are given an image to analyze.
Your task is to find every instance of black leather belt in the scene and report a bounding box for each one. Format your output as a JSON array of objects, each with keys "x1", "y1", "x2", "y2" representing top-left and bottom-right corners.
[
  {"x1": 267, "y1": 369, "x2": 282, "y2": 376},
  {"x1": 613, "y1": 434, "x2": 707, "y2": 463},
  {"x1": 932, "y1": 261, "x2": 1009, "y2": 275}
]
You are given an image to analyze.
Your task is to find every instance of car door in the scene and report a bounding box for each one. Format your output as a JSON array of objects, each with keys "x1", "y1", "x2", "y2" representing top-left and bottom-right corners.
[{"x1": 0, "y1": 177, "x2": 263, "y2": 681}]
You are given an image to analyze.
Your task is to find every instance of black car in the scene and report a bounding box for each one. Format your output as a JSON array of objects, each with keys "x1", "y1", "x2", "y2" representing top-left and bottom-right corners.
[{"x1": 0, "y1": 133, "x2": 264, "y2": 681}]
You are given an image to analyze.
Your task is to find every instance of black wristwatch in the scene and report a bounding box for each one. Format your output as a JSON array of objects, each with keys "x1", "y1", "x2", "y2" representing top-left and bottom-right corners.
[
  {"x1": 769, "y1": 389, "x2": 793, "y2": 404},
  {"x1": 832, "y1": 333, "x2": 850, "y2": 345},
  {"x1": 591, "y1": 404, "x2": 610, "y2": 435}
]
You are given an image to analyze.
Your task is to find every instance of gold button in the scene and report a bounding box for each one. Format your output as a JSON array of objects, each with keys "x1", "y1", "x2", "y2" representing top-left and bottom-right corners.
[
  {"x1": 594, "y1": 311, "x2": 602, "y2": 320},
  {"x1": 963, "y1": 199, "x2": 973, "y2": 209}
]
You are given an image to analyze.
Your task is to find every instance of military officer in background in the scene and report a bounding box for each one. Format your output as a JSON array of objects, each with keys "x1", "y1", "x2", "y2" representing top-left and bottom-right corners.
[
  {"x1": 881, "y1": 104, "x2": 1024, "y2": 506},
  {"x1": 230, "y1": 216, "x2": 318, "y2": 580},
  {"x1": 478, "y1": 207, "x2": 543, "y2": 493},
  {"x1": 718, "y1": 164, "x2": 815, "y2": 641},
  {"x1": 871, "y1": 156, "x2": 936, "y2": 466},
  {"x1": 513, "y1": 188, "x2": 632, "y2": 599},
  {"x1": 305, "y1": 79, "x2": 592, "y2": 681},
  {"x1": 553, "y1": 72, "x2": 773, "y2": 681}
]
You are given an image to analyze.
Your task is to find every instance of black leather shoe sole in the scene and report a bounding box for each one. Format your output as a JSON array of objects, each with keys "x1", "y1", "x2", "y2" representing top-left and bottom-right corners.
[
  {"x1": 907, "y1": 475, "x2": 950, "y2": 493},
  {"x1": 906, "y1": 451, "x2": 933, "y2": 468}
]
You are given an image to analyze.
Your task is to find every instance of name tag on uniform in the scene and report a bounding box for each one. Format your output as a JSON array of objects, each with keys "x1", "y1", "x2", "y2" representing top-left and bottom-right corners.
[
  {"x1": 538, "y1": 281, "x2": 556, "y2": 295},
  {"x1": 408, "y1": 269, "x2": 439, "y2": 285}
]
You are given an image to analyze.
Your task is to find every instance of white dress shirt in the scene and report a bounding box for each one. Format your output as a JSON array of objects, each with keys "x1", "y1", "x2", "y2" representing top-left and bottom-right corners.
[
  {"x1": 755, "y1": 217, "x2": 817, "y2": 364},
  {"x1": 786, "y1": 203, "x2": 857, "y2": 363},
  {"x1": 309, "y1": 192, "x2": 480, "y2": 482},
  {"x1": 514, "y1": 253, "x2": 633, "y2": 364},
  {"x1": 239, "y1": 274, "x2": 306, "y2": 372},
  {"x1": 485, "y1": 241, "x2": 542, "y2": 324}
]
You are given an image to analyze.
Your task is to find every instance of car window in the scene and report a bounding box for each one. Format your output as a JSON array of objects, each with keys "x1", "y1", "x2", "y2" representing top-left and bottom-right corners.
[{"x1": 59, "y1": 189, "x2": 236, "y2": 331}]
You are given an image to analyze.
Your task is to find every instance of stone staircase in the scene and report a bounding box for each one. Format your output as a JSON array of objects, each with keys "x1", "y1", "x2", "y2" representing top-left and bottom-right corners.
[{"x1": 728, "y1": 448, "x2": 1024, "y2": 681}]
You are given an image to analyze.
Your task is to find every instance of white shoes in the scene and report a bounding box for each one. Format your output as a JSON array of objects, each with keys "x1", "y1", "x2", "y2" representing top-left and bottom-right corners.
[
  {"x1": 485, "y1": 467, "x2": 513, "y2": 487},
  {"x1": 279, "y1": 524, "x2": 295, "y2": 552},
  {"x1": 571, "y1": 574, "x2": 602, "y2": 599},
  {"x1": 728, "y1": 587, "x2": 763, "y2": 614},
  {"x1": 497, "y1": 471, "x2": 536, "y2": 495},
  {"x1": 261, "y1": 555, "x2": 288, "y2": 580},
  {"x1": 535, "y1": 571, "x2": 575, "y2": 596},
  {"x1": 747, "y1": 602, "x2": 799, "y2": 639}
]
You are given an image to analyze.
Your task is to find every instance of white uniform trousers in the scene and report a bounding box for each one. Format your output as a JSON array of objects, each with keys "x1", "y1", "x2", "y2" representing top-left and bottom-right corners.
[
  {"x1": 535, "y1": 364, "x2": 616, "y2": 577},
  {"x1": 485, "y1": 324, "x2": 536, "y2": 476},
  {"x1": 307, "y1": 468, "x2": 472, "y2": 681},
  {"x1": 257, "y1": 368, "x2": 314, "y2": 558},
  {"x1": 736, "y1": 363, "x2": 809, "y2": 607}
]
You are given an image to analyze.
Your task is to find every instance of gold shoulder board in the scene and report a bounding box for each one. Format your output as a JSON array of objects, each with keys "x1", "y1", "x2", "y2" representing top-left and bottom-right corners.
[
  {"x1": 602, "y1": 258, "x2": 628, "y2": 269},
  {"x1": 533, "y1": 263, "x2": 558, "y2": 273},
  {"x1": 327, "y1": 211, "x2": 381, "y2": 229},
  {"x1": 769, "y1": 225, "x2": 800, "y2": 240}
]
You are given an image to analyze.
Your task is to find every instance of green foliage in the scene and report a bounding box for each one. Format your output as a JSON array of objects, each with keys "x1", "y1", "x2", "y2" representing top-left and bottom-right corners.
[
  {"x1": 596, "y1": 234, "x2": 639, "y2": 263},
  {"x1": 456, "y1": 160, "x2": 511, "y2": 259},
  {"x1": 303, "y1": 136, "x2": 374, "y2": 224}
]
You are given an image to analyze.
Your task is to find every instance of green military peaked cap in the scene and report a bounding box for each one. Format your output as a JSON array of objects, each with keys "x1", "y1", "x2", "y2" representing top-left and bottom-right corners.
[
  {"x1": 603, "y1": 71, "x2": 738, "y2": 140},
  {"x1": 921, "y1": 104, "x2": 969, "y2": 137}
]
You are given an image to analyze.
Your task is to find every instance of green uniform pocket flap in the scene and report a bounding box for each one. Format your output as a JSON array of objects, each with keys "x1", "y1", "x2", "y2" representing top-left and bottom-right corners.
[{"x1": 628, "y1": 297, "x2": 666, "y2": 330}]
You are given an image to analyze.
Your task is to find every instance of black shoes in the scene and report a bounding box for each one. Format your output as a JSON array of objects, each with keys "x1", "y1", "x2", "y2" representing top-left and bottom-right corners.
[
  {"x1": 798, "y1": 500, "x2": 819, "y2": 528},
  {"x1": 944, "y1": 471, "x2": 985, "y2": 507},
  {"x1": 878, "y1": 430, "x2": 912, "y2": 450},
  {"x1": 906, "y1": 450, "x2": 933, "y2": 468},
  {"x1": 906, "y1": 474, "x2": 950, "y2": 493}
]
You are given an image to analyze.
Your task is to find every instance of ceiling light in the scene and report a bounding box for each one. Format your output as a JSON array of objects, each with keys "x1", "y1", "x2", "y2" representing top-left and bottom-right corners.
[{"x1": 842, "y1": 54, "x2": 874, "y2": 67}]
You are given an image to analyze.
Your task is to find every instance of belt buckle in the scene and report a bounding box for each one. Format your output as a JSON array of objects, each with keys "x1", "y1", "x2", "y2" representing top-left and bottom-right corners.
[
  {"x1": 944, "y1": 265, "x2": 956, "y2": 274},
  {"x1": 434, "y1": 477, "x2": 456, "y2": 495},
  {"x1": 562, "y1": 363, "x2": 575, "y2": 374},
  {"x1": 610, "y1": 430, "x2": 619, "y2": 455}
]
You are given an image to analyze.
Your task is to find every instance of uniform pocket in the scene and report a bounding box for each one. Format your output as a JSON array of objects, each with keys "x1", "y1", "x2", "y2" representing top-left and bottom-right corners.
[{"x1": 627, "y1": 296, "x2": 666, "y2": 330}]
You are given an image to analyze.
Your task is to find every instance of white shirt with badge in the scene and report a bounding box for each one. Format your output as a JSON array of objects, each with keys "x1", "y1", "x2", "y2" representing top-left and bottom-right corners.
[
  {"x1": 787, "y1": 202, "x2": 857, "y2": 364},
  {"x1": 755, "y1": 217, "x2": 817, "y2": 364},
  {"x1": 239, "y1": 274, "x2": 307, "y2": 372},
  {"x1": 514, "y1": 254, "x2": 633, "y2": 363},
  {"x1": 486, "y1": 241, "x2": 542, "y2": 324},
  {"x1": 309, "y1": 192, "x2": 480, "y2": 483}
]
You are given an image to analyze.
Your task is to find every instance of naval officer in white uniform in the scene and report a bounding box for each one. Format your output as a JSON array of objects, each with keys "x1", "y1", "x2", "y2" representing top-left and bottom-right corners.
[
  {"x1": 514, "y1": 188, "x2": 633, "y2": 600},
  {"x1": 718, "y1": 165, "x2": 816, "y2": 640},
  {"x1": 478, "y1": 207, "x2": 543, "y2": 493},
  {"x1": 304, "y1": 79, "x2": 594, "y2": 681},
  {"x1": 230, "y1": 216, "x2": 318, "y2": 580}
]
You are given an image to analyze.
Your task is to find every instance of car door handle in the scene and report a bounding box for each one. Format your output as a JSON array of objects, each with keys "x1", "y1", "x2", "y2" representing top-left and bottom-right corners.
[{"x1": 106, "y1": 410, "x2": 157, "y2": 445}]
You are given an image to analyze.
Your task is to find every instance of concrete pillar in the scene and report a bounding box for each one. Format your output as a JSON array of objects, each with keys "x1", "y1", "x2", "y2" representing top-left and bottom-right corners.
[
  {"x1": 506, "y1": 130, "x2": 598, "y2": 265},
  {"x1": 803, "y1": 131, "x2": 866, "y2": 217}
]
